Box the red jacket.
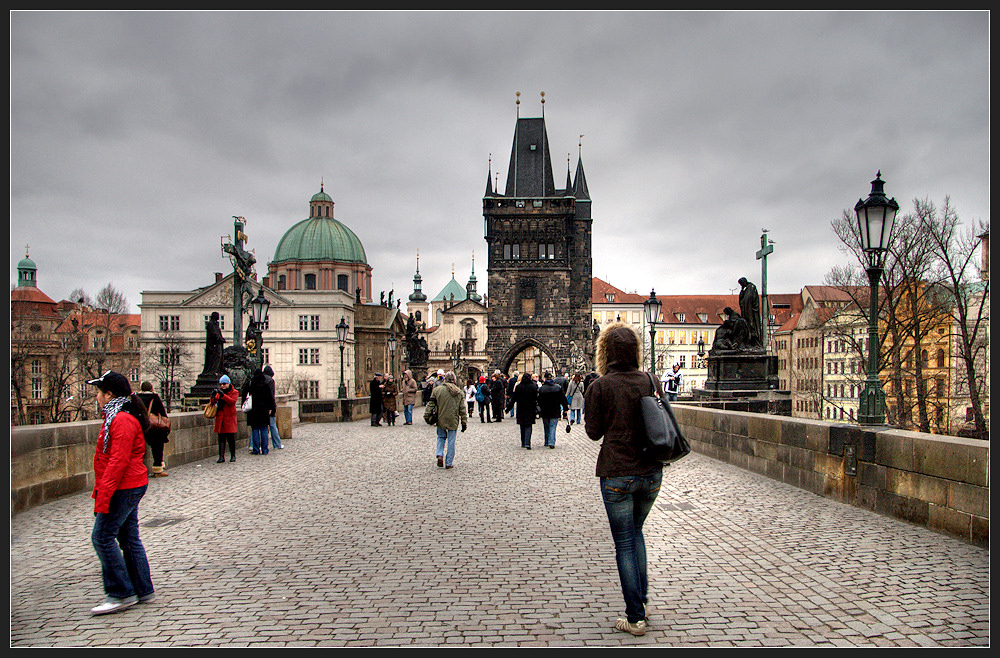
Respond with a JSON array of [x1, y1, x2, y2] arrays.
[[211, 385, 240, 434], [92, 407, 149, 514]]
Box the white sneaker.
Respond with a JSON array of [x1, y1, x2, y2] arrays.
[[614, 617, 647, 636], [91, 595, 138, 615]]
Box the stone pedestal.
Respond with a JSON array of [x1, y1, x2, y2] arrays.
[[692, 350, 790, 415], [703, 351, 777, 392]]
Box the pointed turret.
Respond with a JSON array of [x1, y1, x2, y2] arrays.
[[408, 252, 427, 302]]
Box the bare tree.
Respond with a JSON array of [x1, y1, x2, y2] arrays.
[[142, 330, 194, 411], [918, 197, 989, 440]]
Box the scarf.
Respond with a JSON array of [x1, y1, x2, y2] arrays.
[[100, 396, 129, 454]]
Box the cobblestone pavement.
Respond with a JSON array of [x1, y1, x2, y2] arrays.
[[10, 417, 990, 647]]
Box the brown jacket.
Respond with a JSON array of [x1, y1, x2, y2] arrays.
[[585, 322, 664, 477]]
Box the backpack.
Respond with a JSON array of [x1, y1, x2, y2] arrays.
[[475, 383, 487, 403]]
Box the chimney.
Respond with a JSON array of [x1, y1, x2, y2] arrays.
[[215, 272, 223, 283]]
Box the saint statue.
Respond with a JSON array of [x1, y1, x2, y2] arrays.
[[202, 311, 226, 375], [711, 307, 752, 352], [738, 277, 762, 348]]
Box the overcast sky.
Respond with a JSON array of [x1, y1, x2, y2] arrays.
[[10, 11, 990, 313]]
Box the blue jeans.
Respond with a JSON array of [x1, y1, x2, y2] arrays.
[[251, 426, 269, 454], [91, 485, 154, 600], [436, 427, 457, 467], [404, 404, 414, 424], [543, 417, 559, 446], [268, 415, 282, 448], [600, 470, 662, 623], [570, 409, 582, 424]]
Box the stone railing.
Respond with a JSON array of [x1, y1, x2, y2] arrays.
[[673, 404, 989, 546]]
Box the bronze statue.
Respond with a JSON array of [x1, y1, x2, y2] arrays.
[[738, 277, 762, 348], [202, 312, 226, 375], [711, 307, 752, 352]]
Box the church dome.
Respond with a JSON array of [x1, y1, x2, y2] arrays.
[[271, 184, 368, 265], [273, 217, 368, 265]]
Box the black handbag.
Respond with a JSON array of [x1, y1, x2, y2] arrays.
[[639, 372, 690, 463]]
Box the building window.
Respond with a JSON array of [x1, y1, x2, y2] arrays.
[[304, 273, 317, 290], [160, 347, 181, 365], [159, 315, 181, 331], [298, 380, 320, 399], [338, 274, 349, 292], [277, 275, 286, 291], [262, 348, 270, 365], [32, 378, 43, 399], [299, 348, 320, 365], [299, 315, 320, 331]]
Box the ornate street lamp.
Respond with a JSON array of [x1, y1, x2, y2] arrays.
[[336, 317, 349, 399], [643, 290, 662, 379], [854, 171, 898, 426], [248, 287, 270, 370], [387, 332, 397, 379]]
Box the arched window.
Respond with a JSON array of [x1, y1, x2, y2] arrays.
[[921, 349, 928, 366], [304, 273, 317, 290], [337, 274, 349, 292], [936, 349, 945, 368]]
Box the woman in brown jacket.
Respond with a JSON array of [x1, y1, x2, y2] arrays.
[[585, 322, 664, 637], [400, 369, 419, 425]]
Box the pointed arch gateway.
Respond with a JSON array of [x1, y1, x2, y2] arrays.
[[496, 337, 556, 377]]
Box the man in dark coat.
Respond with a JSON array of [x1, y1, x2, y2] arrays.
[[506, 370, 519, 419], [369, 373, 384, 426], [489, 372, 506, 422]]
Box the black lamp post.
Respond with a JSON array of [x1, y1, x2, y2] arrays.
[[248, 287, 270, 371], [854, 171, 898, 426], [336, 317, 349, 399], [643, 290, 662, 379], [387, 332, 397, 379]]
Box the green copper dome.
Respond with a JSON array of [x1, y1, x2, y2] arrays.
[[273, 216, 368, 265], [311, 188, 334, 203]]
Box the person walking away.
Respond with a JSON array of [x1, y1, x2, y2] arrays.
[[85, 370, 155, 615], [506, 372, 538, 449], [553, 372, 569, 420], [210, 375, 239, 463], [400, 370, 418, 425], [489, 371, 506, 422], [566, 373, 585, 426], [262, 365, 283, 448], [465, 377, 477, 417], [585, 322, 665, 636], [369, 373, 385, 426], [244, 368, 276, 454], [537, 372, 569, 448], [425, 371, 467, 469], [663, 364, 682, 402], [506, 370, 519, 418], [382, 374, 399, 425], [476, 375, 492, 423], [136, 381, 170, 477]]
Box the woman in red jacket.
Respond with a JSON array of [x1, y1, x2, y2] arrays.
[[210, 374, 240, 463], [87, 370, 155, 616]]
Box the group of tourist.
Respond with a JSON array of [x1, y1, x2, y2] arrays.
[[369, 370, 420, 426], [84, 321, 667, 638], [209, 365, 282, 460]]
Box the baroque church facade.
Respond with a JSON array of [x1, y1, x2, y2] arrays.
[[483, 107, 594, 375]]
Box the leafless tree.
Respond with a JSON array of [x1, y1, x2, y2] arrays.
[[918, 197, 989, 440]]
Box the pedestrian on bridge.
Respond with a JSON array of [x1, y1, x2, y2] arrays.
[[585, 322, 665, 637], [86, 370, 156, 616], [425, 371, 467, 469]]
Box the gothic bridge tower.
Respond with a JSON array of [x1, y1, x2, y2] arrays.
[[484, 96, 593, 375]]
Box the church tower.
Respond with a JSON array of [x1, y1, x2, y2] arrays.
[[483, 94, 593, 374]]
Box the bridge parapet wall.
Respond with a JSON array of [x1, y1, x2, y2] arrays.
[[673, 405, 988, 546]]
